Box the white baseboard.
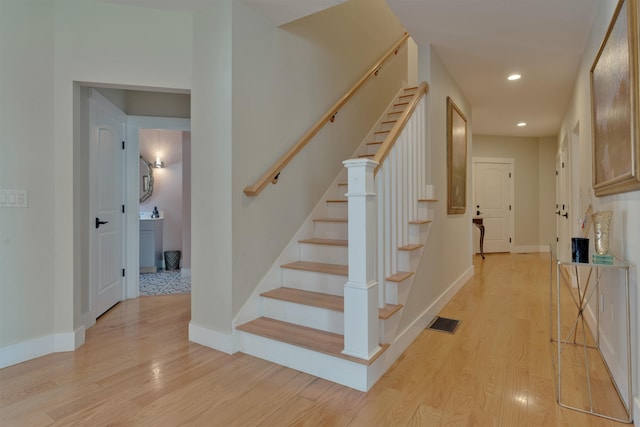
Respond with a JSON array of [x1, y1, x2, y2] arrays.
[[188, 322, 234, 354], [181, 268, 191, 278], [0, 327, 85, 369], [512, 245, 549, 253], [634, 396, 639, 423], [385, 265, 474, 365]]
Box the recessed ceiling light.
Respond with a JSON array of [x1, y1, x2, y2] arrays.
[[508, 74, 522, 81], [517, 122, 527, 127]]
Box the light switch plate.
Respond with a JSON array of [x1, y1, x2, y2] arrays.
[[0, 190, 28, 208]]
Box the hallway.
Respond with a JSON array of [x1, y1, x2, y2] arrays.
[[0, 253, 628, 426]]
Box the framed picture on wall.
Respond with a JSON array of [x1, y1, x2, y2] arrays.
[[447, 96, 468, 214], [590, 0, 640, 196]]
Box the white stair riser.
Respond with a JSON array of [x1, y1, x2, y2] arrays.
[[281, 269, 346, 295], [380, 314, 402, 344], [336, 185, 348, 199], [367, 143, 381, 155], [314, 221, 348, 240], [380, 121, 396, 132], [398, 249, 422, 272], [385, 278, 412, 305], [236, 332, 369, 391], [327, 202, 348, 217], [262, 298, 344, 334], [299, 243, 348, 265], [409, 222, 431, 244], [372, 132, 389, 142]]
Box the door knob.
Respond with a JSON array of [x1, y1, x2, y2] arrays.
[[95, 217, 109, 229]]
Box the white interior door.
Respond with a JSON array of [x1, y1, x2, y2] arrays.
[[473, 158, 513, 253], [557, 142, 571, 261], [90, 90, 126, 318]]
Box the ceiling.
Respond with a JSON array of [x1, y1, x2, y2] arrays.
[[386, 0, 601, 137], [99, 0, 602, 137]]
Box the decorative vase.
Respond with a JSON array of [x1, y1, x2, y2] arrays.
[[592, 211, 613, 255]]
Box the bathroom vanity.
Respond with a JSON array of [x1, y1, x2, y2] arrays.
[[140, 212, 163, 273]]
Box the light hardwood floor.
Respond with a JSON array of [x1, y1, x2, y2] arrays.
[[0, 253, 631, 426]]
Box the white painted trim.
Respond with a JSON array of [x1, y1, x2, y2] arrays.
[[512, 245, 549, 253], [634, 396, 640, 423], [181, 268, 191, 278], [384, 265, 474, 365], [188, 322, 234, 354], [0, 328, 85, 369]]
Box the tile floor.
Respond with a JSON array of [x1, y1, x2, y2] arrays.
[[139, 269, 191, 296]]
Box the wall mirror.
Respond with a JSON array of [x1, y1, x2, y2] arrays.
[[139, 155, 154, 202]]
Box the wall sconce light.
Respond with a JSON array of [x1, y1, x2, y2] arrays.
[[154, 156, 164, 168]]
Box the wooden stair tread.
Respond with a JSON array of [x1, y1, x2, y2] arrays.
[[399, 94, 414, 100], [386, 271, 414, 282], [418, 198, 438, 203], [357, 154, 375, 158], [236, 317, 388, 365], [261, 287, 343, 311], [326, 199, 347, 203], [379, 304, 403, 320], [404, 86, 418, 92], [374, 130, 391, 135], [398, 243, 424, 251], [313, 217, 347, 223], [394, 102, 409, 107], [381, 120, 398, 125], [409, 219, 432, 225], [367, 141, 383, 146], [261, 287, 403, 320], [298, 238, 348, 247], [281, 261, 348, 276]]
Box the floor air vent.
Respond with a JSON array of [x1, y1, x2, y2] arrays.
[[427, 316, 460, 334]]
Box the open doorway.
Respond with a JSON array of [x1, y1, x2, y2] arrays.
[[78, 84, 191, 328]]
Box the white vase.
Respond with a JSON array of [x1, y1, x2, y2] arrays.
[[592, 211, 613, 255]]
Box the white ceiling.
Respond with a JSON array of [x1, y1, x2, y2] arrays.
[[99, 0, 602, 137], [386, 0, 601, 137]]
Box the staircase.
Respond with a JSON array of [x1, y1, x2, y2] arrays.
[[235, 85, 434, 391]]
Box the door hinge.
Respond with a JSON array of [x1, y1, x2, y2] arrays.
[[509, 172, 512, 178], [509, 205, 512, 211], [509, 238, 512, 243], [122, 141, 125, 150], [122, 204, 125, 213], [122, 268, 125, 277], [556, 170, 558, 176], [556, 237, 559, 242], [562, 161, 565, 168]]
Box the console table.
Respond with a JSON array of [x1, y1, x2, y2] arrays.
[[549, 243, 632, 423]]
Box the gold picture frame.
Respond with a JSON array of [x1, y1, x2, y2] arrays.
[[447, 96, 468, 214], [590, 0, 640, 196]]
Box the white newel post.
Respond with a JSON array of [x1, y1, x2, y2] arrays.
[[342, 159, 381, 359]]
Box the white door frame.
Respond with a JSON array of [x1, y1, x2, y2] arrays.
[[472, 157, 515, 253]]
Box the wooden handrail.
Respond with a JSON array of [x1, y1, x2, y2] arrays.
[[373, 81, 429, 175], [243, 32, 410, 197]]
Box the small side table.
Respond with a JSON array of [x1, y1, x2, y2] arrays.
[[549, 243, 632, 423], [472, 218, 485, 259]]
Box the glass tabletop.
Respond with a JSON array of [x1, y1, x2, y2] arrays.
[[549, 241, 628, 269]]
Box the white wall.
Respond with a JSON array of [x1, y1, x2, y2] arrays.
[[0, 0, 193, 366], [0, 0, 56, 353], [558, 0, 639, 414]]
